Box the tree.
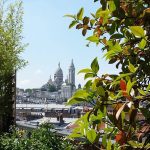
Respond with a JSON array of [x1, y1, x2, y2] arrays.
[[25, 89, 32, 94], [0, 0, 27, 133], [48, 84, 57, 92], [0, 124, 76, 150], [66, 0, 150, 149]]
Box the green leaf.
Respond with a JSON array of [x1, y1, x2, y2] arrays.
[[67, 97, 86, 105], [127, 80, 136, 95], [96, 9, 110, 21], [128, 62, 137, 73], [107, 140, 112, 150], [74, 89, 90, 98], [102, 134, 107, 147], [104, 42, 122, 60], [69, 20, 77, 29], [115, 73, 132, 81], [108, 1, 116, 12], [129, 26, 145, 37], [97, 86, 105, 97], [64, 14, 75, 19], [78, 68, 93, 74], [138, 88, 146, 96], [91, 57, 99, 74], [110, 33, 124, 39], [84, 80, 92, 90], [90, 19, 95, 26], [128, 141, 144, 148], [86, 35, 99, 43], [84, 73, 95, 79], [77, 8, 84, 20], [146, 84, 150, 93], [91, 80, 97, 91], [67, 89, 90, 105], [68, 133, 83, 138], [138, 39, 147, 49], [86, 129, 97, 143]]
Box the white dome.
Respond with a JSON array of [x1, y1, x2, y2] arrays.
[[54, 62, 63, 76]]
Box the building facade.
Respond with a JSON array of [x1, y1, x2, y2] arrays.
[[41, 60, 76, 101]]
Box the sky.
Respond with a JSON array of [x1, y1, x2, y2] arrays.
[[17, 0, 118, 89]]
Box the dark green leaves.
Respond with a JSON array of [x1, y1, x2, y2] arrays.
[[91, 57, 99, 74], [110, 33, 124, 39]]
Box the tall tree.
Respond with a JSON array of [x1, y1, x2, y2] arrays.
[[0, 0, 26, 133], [66, 0, 150, 149]]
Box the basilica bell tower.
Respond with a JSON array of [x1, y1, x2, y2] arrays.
[[68, 59, 75, 86]]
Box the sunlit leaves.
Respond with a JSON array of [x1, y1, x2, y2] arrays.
[[66, 0, 150, 149], [128, 62, 137, 73], [86, 129, 97, 143], [77, 8, 84, 20], [138, 38, 147, 49], [129, 26, 145, 37], [138, 88, 146, 96], [107, 140, 112, 150], [67, 89, 90, 105], [108, 1, 116, 12], [69, 20, 77, 29], [86, 35, 99, 43], [104, 41, 122, 60], [127, 80, 136, 95], [64, 14, 75, 19], [78, 68, 93, 74], [0, 1, 26, 74]]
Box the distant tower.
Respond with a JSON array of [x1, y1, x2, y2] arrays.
[[54, 62, 63, 89], [68, 59, 75, 85]]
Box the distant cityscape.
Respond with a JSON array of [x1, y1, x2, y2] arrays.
[[17, 59, 82, 104]]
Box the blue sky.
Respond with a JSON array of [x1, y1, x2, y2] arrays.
[[17, 0, 118, 89]]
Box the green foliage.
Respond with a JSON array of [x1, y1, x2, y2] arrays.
[[25, 89, 32, 94], [0, 0, 27, 133], [0, 124, 75, 150], [65, 0, 150, 149], [48, 84, 57, 92], [0, 0, 27, 75]]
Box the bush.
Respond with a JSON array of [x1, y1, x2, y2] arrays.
[[0, 124, 75, 150]]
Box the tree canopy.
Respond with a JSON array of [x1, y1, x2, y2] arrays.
[[66, 0, 150, 149], [0, 0, 27, 76]]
